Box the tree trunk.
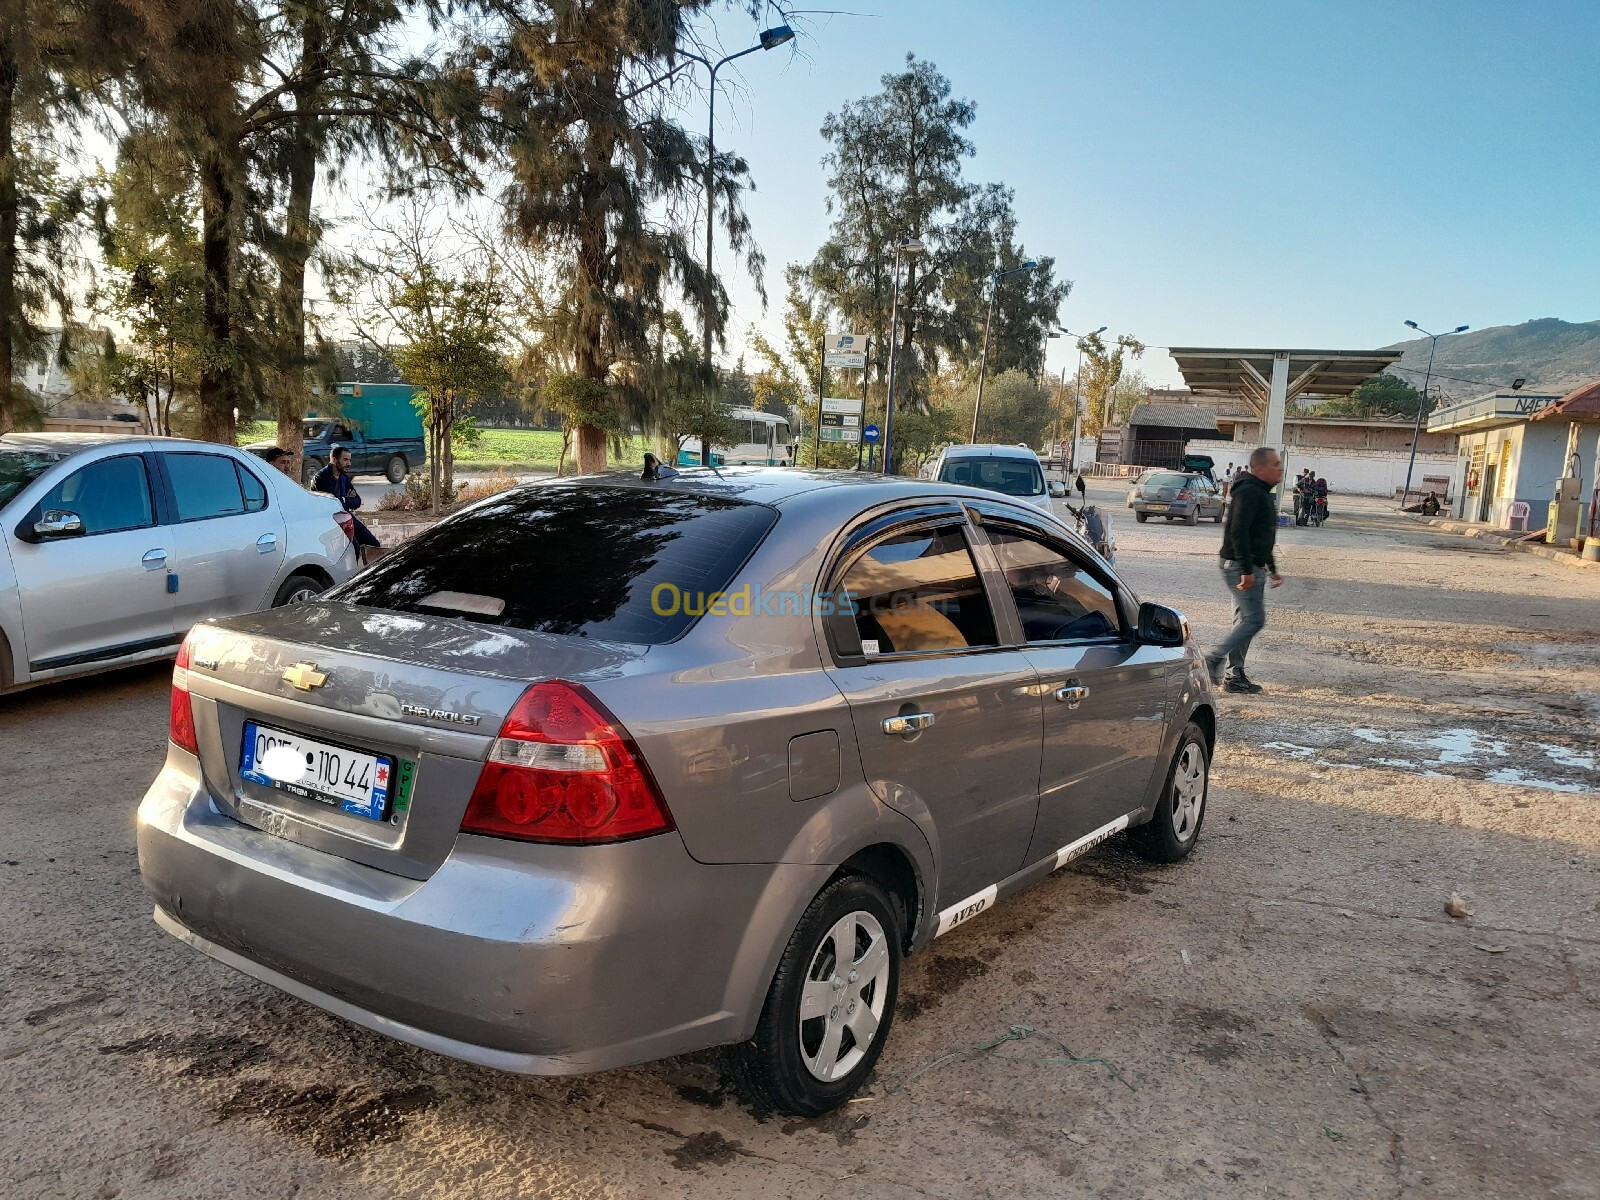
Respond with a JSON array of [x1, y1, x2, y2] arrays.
[[428, 406, 442, 514], [274, 140, 315, 456], [274, 19, 324, 458], [198, 151, 236, 445], [441, 392, 455, 498], [576, 423, 606, 473], [557, 426, 569, 476], [0, 34, 18, 434]]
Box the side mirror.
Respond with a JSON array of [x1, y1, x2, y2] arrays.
[[1048, 481, 1067, 498], [34, 510, 86, 540], [1137, 601, 1187, 647]]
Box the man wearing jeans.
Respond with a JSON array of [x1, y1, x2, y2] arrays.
[[1207, 446, 1284, 694]]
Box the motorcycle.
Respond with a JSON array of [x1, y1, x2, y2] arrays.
[[1064, 501, 1117, 565]]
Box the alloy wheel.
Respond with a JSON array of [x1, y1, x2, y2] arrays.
[[1170, 743, 1206, 842], [798, 910, 891, 1082]]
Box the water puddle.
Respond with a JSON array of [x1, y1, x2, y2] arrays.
[[1262, 726, 1596, 795]]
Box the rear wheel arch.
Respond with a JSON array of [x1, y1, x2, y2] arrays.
[[0, 626, 13, 690], [833, 843, 924, 952], [1189, 703, 1216, 753]]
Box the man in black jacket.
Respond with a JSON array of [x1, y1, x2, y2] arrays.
[[312, 444, 381, 560], [1206, 446, 1284, 694]]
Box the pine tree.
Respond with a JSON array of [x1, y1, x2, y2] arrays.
[[490, 0, 762, 473]]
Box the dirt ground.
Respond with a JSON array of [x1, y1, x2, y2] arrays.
[[2, 488, 1596, 1200]]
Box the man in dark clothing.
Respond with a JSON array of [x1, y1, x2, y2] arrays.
[[1206, 446, 1284, 694], [312, 445, 381, 559]]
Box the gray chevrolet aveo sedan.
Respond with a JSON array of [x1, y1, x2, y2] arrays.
[[138, 468, 1215, 1115]]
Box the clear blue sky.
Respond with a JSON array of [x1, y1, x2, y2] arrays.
[[699, 0, 1600, 386]]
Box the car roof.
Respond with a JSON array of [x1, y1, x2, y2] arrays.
[[0, 432, 201, 452], [546, 466, 1073, 531], [938, 443, 1040, 459]]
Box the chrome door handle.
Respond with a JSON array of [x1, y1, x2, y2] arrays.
[[256, 533, 278, 553], [1054, 685, 1090, 709], [141, 549, 168, 570], [882, 712, 936, 735]]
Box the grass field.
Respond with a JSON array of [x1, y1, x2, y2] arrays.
[[235, 423, 654, 471]]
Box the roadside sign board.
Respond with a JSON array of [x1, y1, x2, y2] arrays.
[[862, 424, 881, 444], [824, 333, 867, 369], [820, 396, 864, 415], [820, 426, 861, 443]]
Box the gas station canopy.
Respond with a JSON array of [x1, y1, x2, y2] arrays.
[[1167, 347, 1404, 446]]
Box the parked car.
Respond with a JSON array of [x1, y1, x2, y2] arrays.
[[245, 383, 425, 486], [931, 443, 1052, 510], [1128, 469, 1225, 525], [139, 468, 1215, 1116], [0, 434, 359, 694]]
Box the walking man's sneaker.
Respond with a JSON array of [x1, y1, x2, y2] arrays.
[[1224, 674, 1264, 695]]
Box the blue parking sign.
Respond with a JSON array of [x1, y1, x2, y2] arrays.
[[862, 424, 881, 444]]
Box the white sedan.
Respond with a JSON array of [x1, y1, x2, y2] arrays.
[[0, 433, 359, 693]]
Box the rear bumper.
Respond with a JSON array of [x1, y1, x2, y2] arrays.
[[137, 761, 829, 1075]]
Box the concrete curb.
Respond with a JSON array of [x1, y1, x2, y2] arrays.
[[1412, 514, 1599, 571]]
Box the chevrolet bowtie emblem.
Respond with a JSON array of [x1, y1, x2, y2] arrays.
[[283, 663, 328, 691]]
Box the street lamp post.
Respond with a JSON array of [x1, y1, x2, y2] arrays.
[[684, 26, 794, 368], [1058, 325, 1105, 472], [971, 261, 1038, 442], [882, 238, 925, 473], [1399, 320, 1468, 508]]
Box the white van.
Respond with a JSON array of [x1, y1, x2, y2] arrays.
[[930, 443, 1054, 511]]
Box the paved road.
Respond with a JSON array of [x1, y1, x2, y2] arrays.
[[2, 487, 1596, 1199]]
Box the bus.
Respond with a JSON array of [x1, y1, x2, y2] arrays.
[[676, 408, 795, 467]]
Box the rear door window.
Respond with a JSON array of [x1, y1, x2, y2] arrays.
[[332, 485, 778, 644], [832, 523, 998, 657], [166, 453, 248, 521]]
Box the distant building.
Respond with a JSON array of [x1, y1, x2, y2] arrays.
[[1429, 388, 1583, 525]]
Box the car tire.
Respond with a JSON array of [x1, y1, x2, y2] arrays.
[[1213, 510, 1224, 523], [1131, 723, 1209, 863], [1135, 512, 1149, 523], [1185, 508, 1199, 526], [385, 454, 408, 485], [302, 456, 325, 487], [728, 874, 901, 1117], [272, 574, 324, 607]]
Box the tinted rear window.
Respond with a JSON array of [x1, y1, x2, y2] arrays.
[[937, 456, 1044, 496], [1148, 473, 1191, 488], [332, 485, 778, 644]]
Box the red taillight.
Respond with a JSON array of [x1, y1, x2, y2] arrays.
[[1177, 488, 1191, 499], [461, 682, 674, 845], [169, 634, 198, 755], [333, 511, 356, 542]]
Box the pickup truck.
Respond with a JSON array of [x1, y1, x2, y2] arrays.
[[245, 383, 426, 486], [294, 417, 423, 486]]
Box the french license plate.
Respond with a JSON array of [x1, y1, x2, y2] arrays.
[[240, 722, 394, 822], [1146, 503, 1168, 511]]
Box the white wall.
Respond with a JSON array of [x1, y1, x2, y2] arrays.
[[1183, 439, 1458, 497], [1463, 422, 1600, 528]]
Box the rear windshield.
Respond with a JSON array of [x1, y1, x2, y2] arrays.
[[937, 455, 1044, 497], [331, 484, 778, 644], [0, 448, 68, 508], [1147, 472, 1191, 488]]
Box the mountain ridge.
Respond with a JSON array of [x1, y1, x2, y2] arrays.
[[1379, 317, 1600, 401]]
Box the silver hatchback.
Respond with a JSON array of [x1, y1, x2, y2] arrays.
[[138, 469, 1215, 1115]]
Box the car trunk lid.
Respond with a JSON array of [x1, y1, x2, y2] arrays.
[[182, 604, 650, 880]]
